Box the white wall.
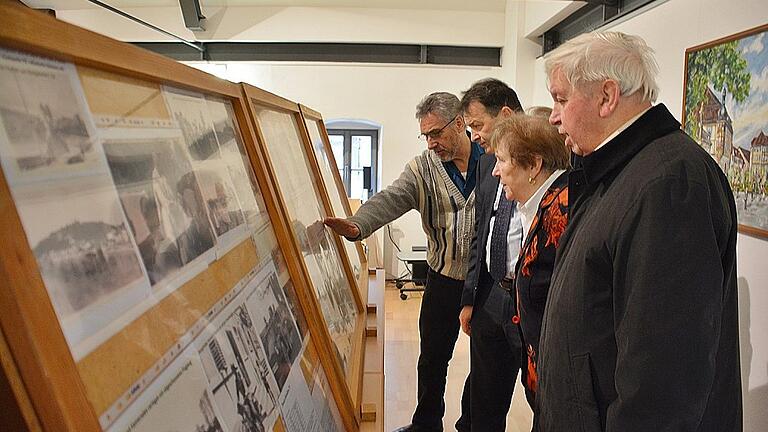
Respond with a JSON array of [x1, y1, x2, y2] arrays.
[[520, 0, 768, 428], [192, 62, 505, 277], [53, 6, 505, 46], [503, 0, 545, 108], [522, 0, 587, 39]]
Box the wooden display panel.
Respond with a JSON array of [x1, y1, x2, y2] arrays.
[[242, 84, 367, 425], [299, 104, 370, 305], [0, 3, 357, 432]]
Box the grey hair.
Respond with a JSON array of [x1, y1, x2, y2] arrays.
[[415, 92, 462, 122], [526, 106, 553, 118], [544, 31, 659, 103]]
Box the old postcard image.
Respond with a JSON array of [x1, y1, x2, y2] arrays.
[[102, 132, 216, 287], [0, 48, 105, 184], [13, 175, 150, 359], [206, 97, 264, 230], [243, 267, 304, 391], [195, 276, 283, 432]]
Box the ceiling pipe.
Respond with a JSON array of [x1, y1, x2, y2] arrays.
[[85, 0, 205, 55]]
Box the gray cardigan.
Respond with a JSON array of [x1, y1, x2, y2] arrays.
[[348, 149, 476, 281]]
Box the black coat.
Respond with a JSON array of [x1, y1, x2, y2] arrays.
[[536, 104, 742, 432], [461, 152, 503, 306]]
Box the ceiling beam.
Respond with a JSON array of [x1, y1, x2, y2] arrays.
[[551, 0, 618, 4], [178, 0, 206, 32]]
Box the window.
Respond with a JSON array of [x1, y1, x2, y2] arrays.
[[327, 129, 378, 200], [542, 0, 663, 55]]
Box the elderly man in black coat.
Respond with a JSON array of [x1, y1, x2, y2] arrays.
[[538, 31, 742, 432]]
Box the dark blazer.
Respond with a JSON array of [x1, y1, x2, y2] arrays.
[[513, 171, 568, 402], [536, 104, 742, 432], [461, 153, 501, 307]]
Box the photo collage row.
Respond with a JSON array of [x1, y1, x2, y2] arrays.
[[0, 48, 344, 431]]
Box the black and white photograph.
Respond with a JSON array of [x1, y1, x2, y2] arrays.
[[103, 135, 215, 285], [165, 93, 247, 246], [206, 97, 239, 151], [207, 98, 264, 230], [280, 280, 309, 340], [164, 87, 221, 162], [301, 214, 358, 372], [252, 222, 291, 289], [306, 119, 363, 282], [254, 107, 358, 373], [244, 270, 304, 391], [197, 300, 281, 432], [13, 175, 149, 358], [228, 162, 269, 233], [195, 168, 245, 239], [269, 238, 291, 291], [0, 48, 103, 184], [107, 350, 225, 432]]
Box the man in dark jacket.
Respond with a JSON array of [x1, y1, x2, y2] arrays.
[[455, 78, 524, 432], [539, 31, 742, 431]]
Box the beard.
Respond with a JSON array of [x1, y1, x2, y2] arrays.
[[433, 144, 457, 161]]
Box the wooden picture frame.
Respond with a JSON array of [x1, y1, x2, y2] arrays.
[[0, 3, 359, 431], [682, 23, 768, 239], [241, 84, 367, 426], [299, 104, 370, 304]]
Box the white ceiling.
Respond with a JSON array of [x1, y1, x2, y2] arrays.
[[23, 0, 510, 13]]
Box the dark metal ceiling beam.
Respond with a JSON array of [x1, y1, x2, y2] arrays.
[[550, 0, 618, 4], [85, 0, 204, 53], [132, 42, 501, 66], [179, 0, 206, 31]]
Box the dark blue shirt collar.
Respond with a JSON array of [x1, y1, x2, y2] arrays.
[[443, 139, 484, 198]]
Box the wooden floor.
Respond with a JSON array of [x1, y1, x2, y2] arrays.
[[383, 283, 533, 432]]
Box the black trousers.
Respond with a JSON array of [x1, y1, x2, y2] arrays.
[[411, 268, 465, 431], [456, 271, 522, 432]]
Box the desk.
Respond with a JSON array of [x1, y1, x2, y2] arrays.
[[395, 250, 427, 300]]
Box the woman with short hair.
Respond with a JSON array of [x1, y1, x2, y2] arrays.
[[490, 114, 569, 412]]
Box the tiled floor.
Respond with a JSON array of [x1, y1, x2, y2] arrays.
[[383, 283, 533, 432]]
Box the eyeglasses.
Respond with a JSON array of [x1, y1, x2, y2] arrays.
[[418, 116, 457, 141]]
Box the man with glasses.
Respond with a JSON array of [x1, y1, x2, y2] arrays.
[[325, 92, 482, 432]]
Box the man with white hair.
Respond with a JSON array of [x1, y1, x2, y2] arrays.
[[537, 32, 742, 431]]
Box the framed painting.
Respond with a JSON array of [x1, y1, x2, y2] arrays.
[[683, 23, 768, 239], [299, 104, 369, 305], [242, 84, 366, 425]]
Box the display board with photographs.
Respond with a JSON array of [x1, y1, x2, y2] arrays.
[[106, 349, 226, 432], [0, 5, 363, 431], [107, 261, 342, 432], [300, 105, 368, 303], [0, 48, 152, 360], [194, 264, 285, 432], [244, 88, 363, 382]]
